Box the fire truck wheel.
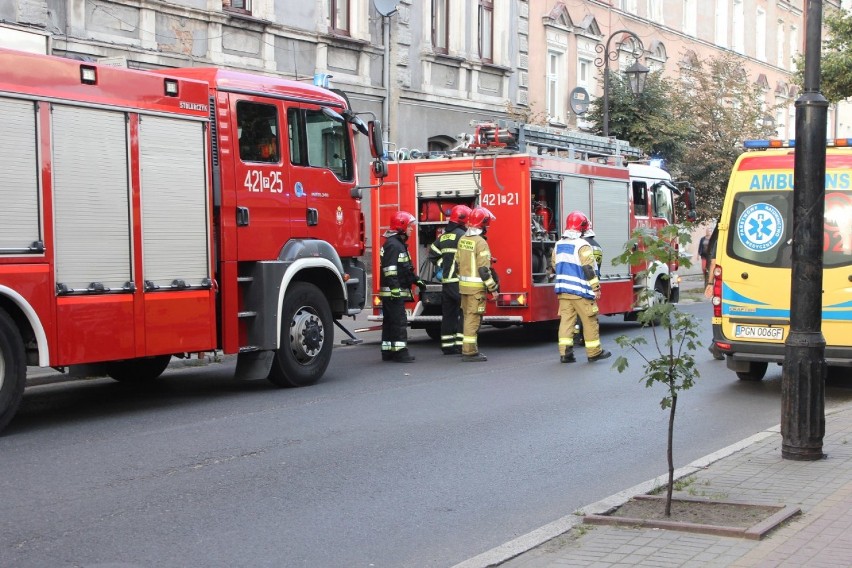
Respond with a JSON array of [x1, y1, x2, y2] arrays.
[[268, 282, 332, 388], [105, 355, 172, 383], [424, 325, 441, 341], [736, 362, 768, 382], [0, 309, 27, 434]]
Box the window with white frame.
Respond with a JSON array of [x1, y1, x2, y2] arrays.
[[648, 0, 664, 23], [224, 0, 252, 14], [432, 0, 448, 53], [683, 0, 697, 36], [777, 21, 785, 66], [756, 8, 766, 60], [329, 0, 349, 35], [546, 51, 563, 122], [715, 0, 728, 47], [478, 0, 493, 62], [732, 0, 744, 53], [789, 25, 798, 70], [578, 58, 592, 89], [622, 0, 638, 13]]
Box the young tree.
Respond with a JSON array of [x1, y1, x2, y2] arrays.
[[793, 7, 852, 104], [611, 224, 702, 517]]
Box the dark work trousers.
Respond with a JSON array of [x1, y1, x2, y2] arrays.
[[381, 296, 409, 354], [440, 282, 463, 353]]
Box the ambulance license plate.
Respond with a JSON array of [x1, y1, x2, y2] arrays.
[[734, 325, 784, 341]]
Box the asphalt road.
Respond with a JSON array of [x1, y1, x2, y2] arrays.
[[3, 298, 851, 568]]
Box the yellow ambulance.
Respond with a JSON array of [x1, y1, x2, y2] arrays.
[[710, 139, 852, 380]]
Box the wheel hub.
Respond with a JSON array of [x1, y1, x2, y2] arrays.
[[289, 306, 324, 364]]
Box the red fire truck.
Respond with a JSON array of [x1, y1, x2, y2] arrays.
[[0, 48, 384, 432], [369, 122, 695, 338]]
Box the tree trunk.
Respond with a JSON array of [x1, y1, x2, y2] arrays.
[[665, 391, 678, 516]]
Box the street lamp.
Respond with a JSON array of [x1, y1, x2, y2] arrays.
[[595, 29, 649, 138]]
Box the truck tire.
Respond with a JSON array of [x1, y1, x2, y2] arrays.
[[0, 309, 26, 434], [736, 362, 768, 381], [268, 282, 332, 388], [424, 325, 441, 341], [106, 355, 172, 383]]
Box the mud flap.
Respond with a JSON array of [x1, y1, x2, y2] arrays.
[[235, 350, 275, 380]]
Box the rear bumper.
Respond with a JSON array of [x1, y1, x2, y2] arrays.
[[712, 325, 852, 367]]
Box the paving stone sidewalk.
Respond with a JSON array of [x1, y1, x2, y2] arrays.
[[457, 402, 852, 568]]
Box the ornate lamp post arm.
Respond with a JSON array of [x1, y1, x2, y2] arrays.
[[595, 29, 646, 138]]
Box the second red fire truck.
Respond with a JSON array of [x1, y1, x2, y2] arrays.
[[369, 122, 696, 338], [0, 48, 386, 433]]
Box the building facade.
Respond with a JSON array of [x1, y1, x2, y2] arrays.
[[2, 0, 849, 247], [524, 0, 848, 140]]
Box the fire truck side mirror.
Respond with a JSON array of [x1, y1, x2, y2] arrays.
[[372, 158, 388, 179], [368, 120, 384, 159]]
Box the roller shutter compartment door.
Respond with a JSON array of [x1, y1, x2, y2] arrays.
[[416, 172, 481, 198], [592, 179, 630, 278], [0, 98, 40, 253], [52, 105, 131, 292], [138, 115, 210, 290]]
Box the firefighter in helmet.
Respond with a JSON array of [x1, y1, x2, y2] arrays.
[[574, 220, 604, 346], [379, 211, 425, 362], [455, 207, 498, 362], [551, 210, 611, 363], [428, 204, 472, 355]]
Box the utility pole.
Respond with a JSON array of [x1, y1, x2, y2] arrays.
[[781, 0, 828, 461]]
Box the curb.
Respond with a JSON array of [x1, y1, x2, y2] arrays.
[[451, 427, 780, 568]]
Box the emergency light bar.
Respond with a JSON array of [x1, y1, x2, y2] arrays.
[[743, 138, 852, 149]]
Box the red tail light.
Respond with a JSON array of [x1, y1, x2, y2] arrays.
[[712, 264, 722, 318]]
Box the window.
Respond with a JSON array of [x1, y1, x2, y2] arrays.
[[715, 0, 728, 47], [633, 181, 649, 217], [789, 25, 799, 70], [329, 0, 349, 35], [432, 0, 448, 53], [622, 0, 638, 13], [756, 9, 766, 60], [237, 101, 280, 163], [478, 0, 493, 62], [732, 0, 744, 53], [577, 58, 592, 89], [224, 0, 252, 14], [546, 51, 562, 121], [777, 21, 785, 66], [653, 186, 674, 223], [288, 107, 353, 180], [682, 0, 697, 36], [648, 0, 664, 24]]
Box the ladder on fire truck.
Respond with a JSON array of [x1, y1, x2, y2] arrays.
[[469, 121, 644, 162]]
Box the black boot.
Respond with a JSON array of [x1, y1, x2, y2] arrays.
[[560, 351, 576, 363], [588, 350, 612, 363], [461, 352, 487, 362], [392, 348, 415, 363], [381, 351, 393, 361]]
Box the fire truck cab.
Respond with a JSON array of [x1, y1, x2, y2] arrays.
[[369, 122, 694, 337], [0, 48, 380, 433]]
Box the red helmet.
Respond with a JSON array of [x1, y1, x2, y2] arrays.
[[449, 204, 472, 225], [468, 207, 496, 230], [565, 210, 590, 233], [389, 210, 417, 233]]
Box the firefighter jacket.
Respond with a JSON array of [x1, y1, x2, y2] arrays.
[[380, 232, 417, 299], [552, 237, 600, 300], [456, 232, 497, 295], [427, 222, 465, 283], [584, 235, 603, 277]]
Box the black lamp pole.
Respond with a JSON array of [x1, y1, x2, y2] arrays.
[[595, 29, 649, 138], [781, 0, 828, 461]]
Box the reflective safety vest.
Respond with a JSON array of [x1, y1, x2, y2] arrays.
[[553, 237, 598, 299]]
